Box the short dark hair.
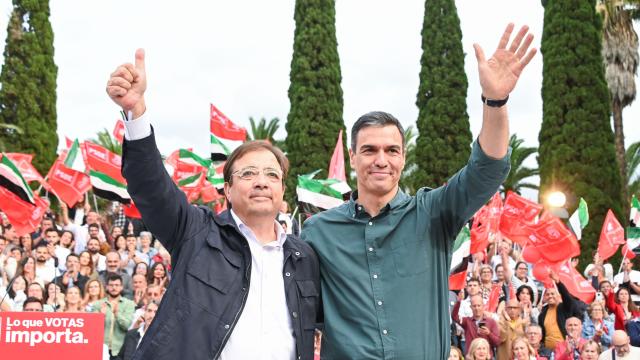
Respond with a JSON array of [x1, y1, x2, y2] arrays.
[[223, 140, 289, 185], [106, 273, 123, 284], [23, 296, 44, 309], [516, 285, 535, 301], [88, 223, 100, 230], [66, 253, 80, 262], [515, 261, 528, 270], [44, 228, 60, 236], [467, 277, 480, 286], [61, 230, 74, 241], [351, 111, 405, 151]]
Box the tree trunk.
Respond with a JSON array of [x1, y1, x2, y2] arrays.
[[612, 99, 629, 215]]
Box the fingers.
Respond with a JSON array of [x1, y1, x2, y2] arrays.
[[515, 33, 534, 59], [110, 64, 136, 83], [135, 48, 145, 71], [508, 25, 529, 54], [520, 48, 537, 69], [473, 43, 486, 64], [497, 23, 515, 50]]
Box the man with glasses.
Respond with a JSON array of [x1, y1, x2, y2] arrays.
[[526, 325, 553, 359], [598, 330, 640, 359], [497, 298, 528, 359], [106, 50, 320, 360]]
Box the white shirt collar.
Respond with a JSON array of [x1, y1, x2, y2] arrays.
[[230, 209, 287, 247]]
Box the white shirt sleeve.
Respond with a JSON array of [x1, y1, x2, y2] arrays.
[[123, 112, 152, 140]]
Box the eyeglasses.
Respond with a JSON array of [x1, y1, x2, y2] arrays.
[[517, 267, 528, 271], [507, 306, 520, 309], [232, 167, 282, 182]]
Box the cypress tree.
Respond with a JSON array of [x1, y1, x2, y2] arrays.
[[285, 0, 346, 203], [0, 0, 58, 174], [413, 0, 471, 189], [539, 0, 623, 268]]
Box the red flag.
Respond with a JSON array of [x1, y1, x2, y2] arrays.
[[123, 202, 142, 219], [470, 193, 502, 254], [621, 244, 636, 259], [486, 284, 502, 312], [597, 209, 626, 261], [210, 104, 247, 142], [215, 198, 227, 214], [328, 130, 346, 182], [113, 120, 125, 144], [1, 153, 50, 191], [0, 187, 49, 236], [200, 181, 220, 203], [531, 216, 580, 263], [46, 157, 91, 207], [448, 271, 467, 291], [556, 260, 596, 303], [532, 260, 561, 288], [500, 191, 542, 246], [82, 141, 126, 184]]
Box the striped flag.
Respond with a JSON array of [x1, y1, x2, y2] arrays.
[[450, 225, 471, 273], [631, 195, 640, 227], [296, 171, 349, 211], [0, 153, 35, 204], [63, 139, 86, 173], [207, 162, 225, 191], [210, 104, 246, 161], [179, 149, 211, 169], [89, 170, 131, 204], [178, 172, 203, 188], [628, 227, 640, 251], [569, 197, 589, 240]]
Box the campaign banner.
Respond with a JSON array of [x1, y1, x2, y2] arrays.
[[0, 312, 104, 359]]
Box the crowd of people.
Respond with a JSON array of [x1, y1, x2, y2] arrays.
[[0, 199, 169, 359], [447, 237, 640, 359]]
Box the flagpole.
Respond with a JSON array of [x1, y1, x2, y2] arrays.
[[92, 193, 100, 215], [291, 206, 299, 220], [617, 247, 629, 275]]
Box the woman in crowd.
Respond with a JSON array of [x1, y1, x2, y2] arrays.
[[466, 338, 491, 360], [19, 234, 33, 254], [0, 274, 27, 310], [478, 265, 494, 304], [148, 262, 169, 288], [448, 346, 464, 360], [63, 286, 84, 312], [82, 278, 105, 312], [579, 340, 601, 360], [45, 282, 65, 311], [138, 231, 158, 264], [510, 261, 539, 304], [582, 301, 614, 350], [59, 230, 75, 251], [26, 282, 54, 312], [16, 255, 43, 287], [511, 336, 538, 360], [134, 261, 149, 278], [605, 286, 640, 330], [79, 250, 99, 281], [517, 285, 539, 324]]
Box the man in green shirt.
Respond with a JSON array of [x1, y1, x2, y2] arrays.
[[301, 23, 537, 359]]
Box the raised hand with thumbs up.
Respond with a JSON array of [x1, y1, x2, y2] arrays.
[[106, 48, 147, 119]]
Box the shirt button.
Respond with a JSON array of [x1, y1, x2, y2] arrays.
[[377, 300, 383, 306], [368, 221, 373, 226], [382, 329, 388, 335], [368, 247, 374, 252], [285, 272, 291, 277], [224, 324, 230, 329], [295, 251, 300, 256], [373, 274, 378, 279], [292, 311, 298, 318]]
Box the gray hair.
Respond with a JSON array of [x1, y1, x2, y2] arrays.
[[350, 111, 405, 151]]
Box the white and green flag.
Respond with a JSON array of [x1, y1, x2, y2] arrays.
[[0, 154, 35, 204], [296, 171, 350, 210], [63, 139, 86, 173], [569, 197, 589, 240], [630, 195, 640, 227], [178, 172, 202, 188], [628, 227, 640, 251], [179, 149, 211, 169], [89, 170, 130, 204], [450, 225, 471, 272], [207, 163, 224, 190]]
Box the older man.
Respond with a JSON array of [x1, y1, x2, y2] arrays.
[[453, 294, 501, 356], [106, 50, 320, 360], [598, 330, 640, 359], [301, 23, 536, 359], [497, 298, 528, 359], [554, 317, 587, 360]]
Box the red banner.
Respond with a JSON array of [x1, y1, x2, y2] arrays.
[[82, 141, 125, 184], [556, 260, 596, 304], [0, 312, 104, 359], [597, 209, 626, 261], [530, 217, 580, 263], [0, 187, 48, 236], [2, 153, 48, 190], [499, 191, 542, 246], [46, 158, 91, 207], [113, 120, 125, 144]]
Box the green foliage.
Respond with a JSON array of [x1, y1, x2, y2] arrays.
[[400, 125, 418, 194], [247, 116, 285, 150], [0, 123, 23, 151], [413, 0, 472, 189], [627, 140, 640, 197], [0, 0, 58, 175], [501, 134, 539, 195], [89, 128, 122, 155], [285, 0, 346, 203], [539, 0, 624, 269]]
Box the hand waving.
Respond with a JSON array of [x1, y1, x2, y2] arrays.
[[106, 49, 147, 118], [474, 23, 537, 100]]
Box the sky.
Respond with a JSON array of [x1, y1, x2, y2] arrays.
[[0, 0, 638, 200]]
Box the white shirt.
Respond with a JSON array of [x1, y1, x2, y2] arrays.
[[218, 210, 296, 360], [36, 261, 57, 283], [598, 345, 640, 359], [124, 115, 296, 359], [613, 270, 640, 303], [584, 263, 614, 283]]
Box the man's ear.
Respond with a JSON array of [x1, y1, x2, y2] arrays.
[[223, 182, 231, 200], [349, 148, 355, 169]]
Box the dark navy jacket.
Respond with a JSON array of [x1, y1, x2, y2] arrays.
[[122, 132, 321, 360]]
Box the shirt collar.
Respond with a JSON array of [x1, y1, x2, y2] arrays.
[[230, 209, 287, 247], [349, 188, 410, 217]]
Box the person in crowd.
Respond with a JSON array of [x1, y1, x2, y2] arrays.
[[60, 202, 105, 253], [93, 273, 135, 359], [598, 330, 640, 359], [16, 255, 44, 287], [63, 286, 84, 312], [109, 226, 123, 245], [59, 230, 75, 252], [99, 251, 133, 299], [511, 336, 537, 360], [128, 284, 164, 330], [19, 233, 32, 254], [604, 286, 640, 330], [83, 278, 105, 312], [133, 261, 148, 278], [54, 253, 88, 295], [25, 282, 54, 312], [452, 277, 482, 352], [509, 261, 539, 305], [492, 238, 517, 274], [498, 298, 529, 359], [479, 264, 495, 304], [34, 243, 56, 283], [554, 317, 588, 360], [22, 296, 44, 312], [122, 233, 144, 275], [31, 217, 56, 246], [580, 340, 601, 360], [147, 261, 169, 289], [114, 234, 128, 258], [1, 244, 20, 281], [613, 258, 640, 304], [453, 294, 501, 356], [0, 274, 27, 310], [79, 250, 99, 280], [526, 324, 553, 359], [466, 337, 491, 360], [119, 300, 159, 360], [45, 228, 71, 272], [582, 301, 614, 350], [517, 285, 540, 324], [539, 271, 585, 350], [3, 223, 18, 245], [45, 282, 65, 311], [86, 237, 106, 272], [131, 273, 147, 306], [448, 345, 464, 360], [585, 252, 614, 285], [137, 231, 157, 265]]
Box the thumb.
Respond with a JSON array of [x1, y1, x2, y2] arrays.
[[135, 48, 146, 71], [473, 43, 486, 64]]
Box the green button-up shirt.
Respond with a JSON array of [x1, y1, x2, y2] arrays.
[[301, 140, 510, 359]]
